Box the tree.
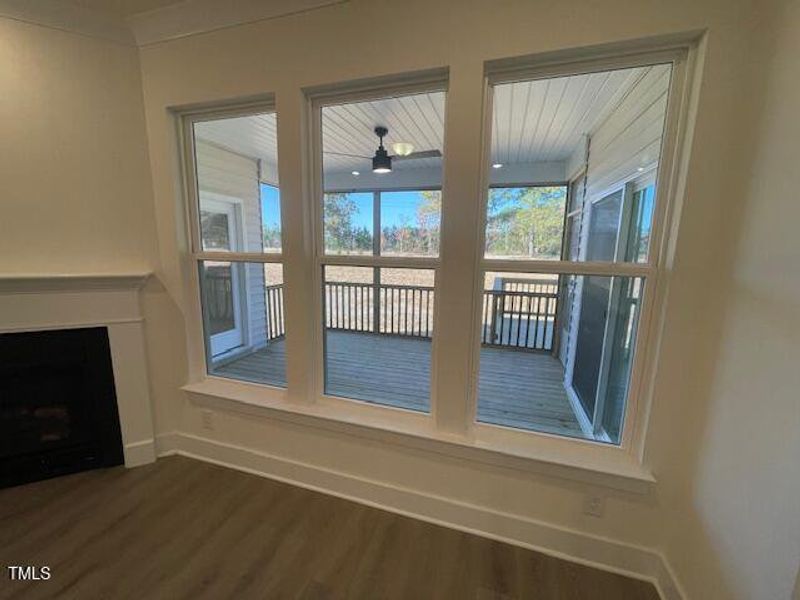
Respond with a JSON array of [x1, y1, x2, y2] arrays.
[[416, 191, 441, 254], [262, 224, 282, 250], [485, 186, 566, 258], [324, 193, 371, 253]]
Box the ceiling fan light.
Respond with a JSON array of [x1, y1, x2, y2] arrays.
[[392, 142, 414, 156], [372, 125, 393, 174], [372, 147, 392, 174]]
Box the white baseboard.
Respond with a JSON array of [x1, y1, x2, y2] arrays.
[[156, 431, 682, 600], [124, 438, 156, 467]]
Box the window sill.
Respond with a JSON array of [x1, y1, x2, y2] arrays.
[[181, 377, 655, 494]]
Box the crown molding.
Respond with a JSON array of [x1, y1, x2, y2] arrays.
[[0, 0, 135, 45], [1, 0, 348, 48], [129, 0, 348, 46]]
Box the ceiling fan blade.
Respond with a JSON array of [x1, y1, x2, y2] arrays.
[[323, 150, 371, 159], [392, 149, 442, 162]]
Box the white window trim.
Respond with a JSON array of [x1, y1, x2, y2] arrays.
[[176, 97, 287, 390], [306, 76, 447, 420], [469, 44, 695, 462], [173, 36, 701, 493]]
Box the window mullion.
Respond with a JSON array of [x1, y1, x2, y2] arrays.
[[432, 62, 487, 437], [277, 85, 316, 405], [194, 251, 284, 263], [480, 259, 654, 278], [321, 255, 440, 269]]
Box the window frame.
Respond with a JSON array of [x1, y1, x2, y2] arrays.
[[177, 98, 288, 394], [174, 38, 699, 491], [469, 46, 690, 454], [307, 76, 448, 420]]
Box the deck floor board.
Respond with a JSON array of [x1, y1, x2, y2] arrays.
[[215, 331, 581, 437]]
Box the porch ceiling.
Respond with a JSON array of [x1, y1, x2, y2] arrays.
[[192, 64, 667, 181]]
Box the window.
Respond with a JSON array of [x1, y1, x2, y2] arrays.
[[179, 45, 692, 478], [187, 108, 286, 387], [317, 87, 445, 411], [477, 62, 672, 444]]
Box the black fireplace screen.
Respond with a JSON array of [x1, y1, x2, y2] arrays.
[[0, 327, 124, 488]]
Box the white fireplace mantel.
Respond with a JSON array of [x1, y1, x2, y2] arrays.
[[0, 272, 156, 467]]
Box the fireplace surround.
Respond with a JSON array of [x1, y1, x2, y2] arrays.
[[0, 273, 155, 480]]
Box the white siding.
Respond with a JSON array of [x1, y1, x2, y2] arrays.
[[585, 64, 671, 199], [196, 140, 267, 350], [560, 65, 670, 381]]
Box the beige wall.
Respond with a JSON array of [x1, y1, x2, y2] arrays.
[[0, 15, 180, 436], [655, 1, 800, 597], [1, 0, 797, 597], [0, 18, 155, 274]]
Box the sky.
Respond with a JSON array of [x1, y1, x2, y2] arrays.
[[261, 185, 433, 231]]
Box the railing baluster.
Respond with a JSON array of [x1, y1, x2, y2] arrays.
[[425, 290, 431, 337], [416, 289, 421, 336], [404, 288, 409, 335], [497, 293, 504, 345], [275, 287, 281, 338], [419, 290, 423, 337], [279, 287, 285, 336], [524, 294, 532, 348], [270, 287, 275, 339], [425, 290, 430, 337]]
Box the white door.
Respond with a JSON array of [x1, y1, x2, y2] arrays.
[[200, 198, 245, 356]]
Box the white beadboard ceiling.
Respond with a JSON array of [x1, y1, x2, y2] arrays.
[[492, 66, 655, 164], [194, 114, 278, 167], [193, 64, 668, 179], [321, 92, 446, 174]]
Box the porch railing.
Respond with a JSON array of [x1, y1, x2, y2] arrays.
[[264, 279, 559, 351], [481, 283, 558, 351], [325, 282, 435, 338], [265, 284, 285, 340]]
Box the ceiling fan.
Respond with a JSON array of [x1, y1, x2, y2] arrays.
[[324, 126, 442, 174]]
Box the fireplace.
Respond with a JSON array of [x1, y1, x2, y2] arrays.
[[0, 327, 124, 488]]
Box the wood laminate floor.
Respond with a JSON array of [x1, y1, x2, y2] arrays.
[[0, 457, 658, 599]]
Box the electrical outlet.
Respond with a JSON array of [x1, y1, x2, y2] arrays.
[[583, 494, 605, 518], [201, 409, 214, 431]]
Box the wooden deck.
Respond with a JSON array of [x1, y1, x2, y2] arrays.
[[215, 331, 581, 437]]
